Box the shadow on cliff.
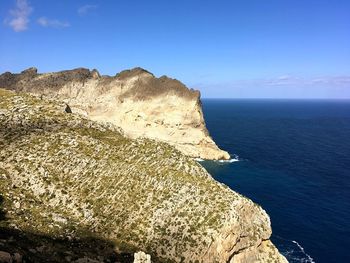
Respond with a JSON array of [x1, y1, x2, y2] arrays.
[[0, 117, 80, 147], [0, 102, 136, 262], [0, 195, 6, 221], [0, 195, 133, 263], [0, 228, 134, 263]]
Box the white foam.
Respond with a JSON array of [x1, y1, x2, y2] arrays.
[[194, 154, 240, 163], [274, 235, 316, 263], [217, 158, 239, 163], [292, 240, 316, 263]]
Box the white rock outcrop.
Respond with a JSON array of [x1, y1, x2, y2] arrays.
[[134, 251, 151, 263], [0, 67, 230, 160]]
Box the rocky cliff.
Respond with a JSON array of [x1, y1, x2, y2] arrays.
[[0, 89, 287, 262], [0, 67, 230, 160]]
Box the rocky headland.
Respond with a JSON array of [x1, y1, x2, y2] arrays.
[[0, 89, 287, 262], [0, 67, 230, 160]]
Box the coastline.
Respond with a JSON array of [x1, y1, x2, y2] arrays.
[[0, 88, 287, 262]]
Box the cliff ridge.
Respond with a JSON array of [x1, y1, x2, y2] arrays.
[[0, 67, 230, 160]]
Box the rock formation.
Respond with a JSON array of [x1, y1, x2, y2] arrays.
[[133, 251, 151, 263], [0, 89, 287, 262], [0, 67, 230, 160]]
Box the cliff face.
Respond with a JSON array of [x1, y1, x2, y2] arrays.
[[0, 89, 287, 262], [0, 67, 230, 160]]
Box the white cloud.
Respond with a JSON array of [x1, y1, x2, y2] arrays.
[[78, 4, 98, 16], [265, 75, 299, 86], [37, 17, 70, 28], [6, 0, 33, 32], [277, 75, 292, 81], [311, 78, 327, 84], [261, 75, 350, 88], [330, 76, 350, 85], [196, 75, 350, 98]]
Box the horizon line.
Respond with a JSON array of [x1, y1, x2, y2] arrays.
[[201, 97, 350, 100]]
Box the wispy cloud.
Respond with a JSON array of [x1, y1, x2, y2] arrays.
[[265, 75, 300, 86], [78, 4, 98, 16], [255, 75, 350, 87], [6, 0, 33, 32], [194, 74, 350, 98], [37, 17, 70, 28], [311, 76, 350, 86]]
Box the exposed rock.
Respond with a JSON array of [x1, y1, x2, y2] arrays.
[[65, 104, 72, 113], [0, 67, 230, 160], [12, 253, 22, 263], [0, 89, 287, 262], [0, 251, 12, 263], [230, 240, 288, 263], [133, 251, 151, 263], [0, 251, 22, 263], [21, 67, 37, 75]]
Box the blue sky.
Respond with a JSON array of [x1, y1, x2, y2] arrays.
[[1, 0, 349, 98]]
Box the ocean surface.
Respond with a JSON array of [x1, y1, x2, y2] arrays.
[[200, 99, 350, 263]]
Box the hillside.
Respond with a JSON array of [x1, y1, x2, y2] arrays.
[[0, 89, 287, 262]]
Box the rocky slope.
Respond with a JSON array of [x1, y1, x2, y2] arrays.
[[0, 89, 287, 262], [0, 67, 230, 160]]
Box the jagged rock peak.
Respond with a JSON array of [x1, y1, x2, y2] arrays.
[[91, 68, 100, 79], [115, 67, 154, 78], [21, 67, 37, 75]]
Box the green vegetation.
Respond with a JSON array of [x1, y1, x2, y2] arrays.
[[0, 88, 275, 262]]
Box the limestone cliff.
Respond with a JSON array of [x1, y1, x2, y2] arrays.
[[0, 67, 230, 160], [0, 89, 287, 262]]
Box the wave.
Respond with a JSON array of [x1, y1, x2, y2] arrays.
[[217, 154, 240, 163], [194, 154, 240, 163], [291, 240, 315, 263], [274, 235, 315, 263], [217, 158, 239, 163]]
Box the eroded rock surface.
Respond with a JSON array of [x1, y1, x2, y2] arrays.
[[0, 67, 230, 160], [0, 89, 287, 262], [133, 251, 151, 263]]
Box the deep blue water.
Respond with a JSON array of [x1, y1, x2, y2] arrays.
[[200, 99, 350, 263]]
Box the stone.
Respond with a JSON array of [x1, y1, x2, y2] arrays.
[[21, 67, 37, 75], [0, 251, 12, 263], [65, 104, 72, 113], [133, 251, 151, 263], [12, 253, 22, 263]]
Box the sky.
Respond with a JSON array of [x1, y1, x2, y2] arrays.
[[1, 0, 350, 98]]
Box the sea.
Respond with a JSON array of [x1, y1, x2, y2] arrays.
[[200, 99, 350, 263]]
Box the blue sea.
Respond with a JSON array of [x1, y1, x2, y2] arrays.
[[200, 99, 350, 263]]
